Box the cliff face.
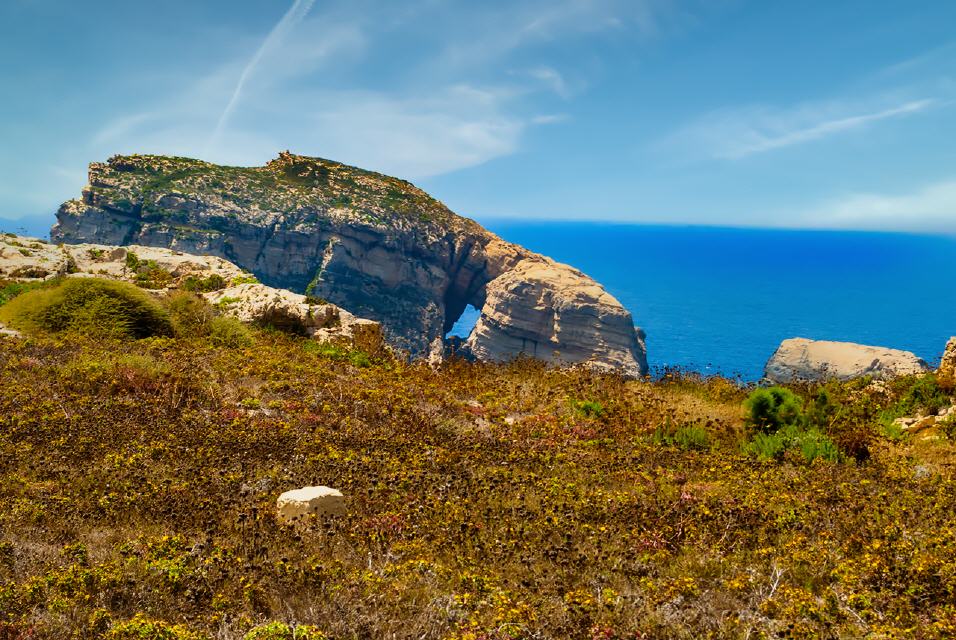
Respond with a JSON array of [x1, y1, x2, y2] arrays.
[[52, 152, 648, 375]]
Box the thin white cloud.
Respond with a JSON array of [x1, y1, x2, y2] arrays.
[[82, 0, 703, 185], [526, 66, 571, 98], [805, 178, 956, 232], [530, 113, 570, 125], [436, 0, 681, 69], [665, 97, 937, 160], [208, 0, 316, 151]]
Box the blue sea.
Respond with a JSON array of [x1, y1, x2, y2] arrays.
[[452, 222, 956, 381]]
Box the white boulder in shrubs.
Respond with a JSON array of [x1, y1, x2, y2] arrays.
[[276, 486, 345, 524]]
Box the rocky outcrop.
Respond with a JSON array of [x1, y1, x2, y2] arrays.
[[51, 152, 647, 376], [764, 337, 930, 383], [939, 337, 956, 389], [0, 234, 381, 351], [205, 284, 382, 353]]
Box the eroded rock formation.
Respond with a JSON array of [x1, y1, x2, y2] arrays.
[[939, 337, 956, 389], [764, 337, 930, 383], [51, 152, 647, 375]]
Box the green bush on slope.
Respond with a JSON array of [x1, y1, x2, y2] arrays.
[[744, 386, 804, 433], [0, 277, 173, 339], [743, 386, 840, 462]]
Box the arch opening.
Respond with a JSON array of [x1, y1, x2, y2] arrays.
[[445, 304, 480, 340]]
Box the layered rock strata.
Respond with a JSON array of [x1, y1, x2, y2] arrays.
[[51, 152, 647, 375]]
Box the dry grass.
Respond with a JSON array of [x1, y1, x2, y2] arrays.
[[0, 327, 954, 639]]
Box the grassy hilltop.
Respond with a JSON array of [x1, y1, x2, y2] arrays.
[[0, 276, 955, 639]]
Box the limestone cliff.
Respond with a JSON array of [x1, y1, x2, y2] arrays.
[[51, 152, 648, 375]]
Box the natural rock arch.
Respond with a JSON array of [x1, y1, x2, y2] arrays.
[[52, 152, 648, 376]]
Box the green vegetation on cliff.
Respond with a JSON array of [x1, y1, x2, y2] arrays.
[[0, 282, 954, 638], [83, 152, 463, 228]]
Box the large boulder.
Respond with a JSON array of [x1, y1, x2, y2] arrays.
[[764, 338, 930, 383], [276, 486, 345, 524], [939, 337, 956, 389], [204, 284, 382, 353], [51, 152, 648, 376]]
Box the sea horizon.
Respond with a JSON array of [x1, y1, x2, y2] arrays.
[[4, 214, 953, 381]]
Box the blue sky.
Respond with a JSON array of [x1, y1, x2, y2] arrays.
[[1, 0, 955, 236]]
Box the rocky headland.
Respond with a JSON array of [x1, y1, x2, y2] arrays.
[[51, 152, 647, 376]]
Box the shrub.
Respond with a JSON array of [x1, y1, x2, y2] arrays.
[[0, 279, 48, 306], [165, 291, 214, 336], [209, 316, 254, 348], [747, 429, 789, 460], [243, 622, 327, 640], [673, 424, 710, 451], [885, 375, 951, 419], [797, 428, 841, 463], [134, 261, 174, 289], [745, 423, 839, 463], [106, 614, 207, 640], [181, 273, 226, 293], [230, 273, 259, 286], [0, 277, 173, 339], [744, 386, 804, 434], [571, 399, 605, 418], [940, 415, 956, 442]]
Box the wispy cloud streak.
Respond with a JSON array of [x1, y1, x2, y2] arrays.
[[207, 0, 316, 151], [664, 97, 937, 160]]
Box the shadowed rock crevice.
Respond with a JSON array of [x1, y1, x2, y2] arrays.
[[52, 152, 648, 376]]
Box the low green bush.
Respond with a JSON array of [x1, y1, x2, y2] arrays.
[[571, 399, 605, 418], [744, 423, 840, 463], [744, 386, 804, 434], [165, 291, 214, 335], [0, 279, 49, 306], [0, 277, 173, 339], [181, 273, 226, 293], [673, 424, 711, 451], [209, 316, 254, 348], [106, 614, 207, 640], [882, 375, 951, 422]]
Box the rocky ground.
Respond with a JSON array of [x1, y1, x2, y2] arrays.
[[0, 287, 954, 637]]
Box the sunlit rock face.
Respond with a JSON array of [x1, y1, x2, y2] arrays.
[[764, 337, 930, 383], [939, 337, 956, 389], [52, 152, 648, 376]]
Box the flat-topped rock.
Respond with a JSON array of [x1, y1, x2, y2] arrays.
[[764, 338, 930, 383], [276, 486, 346, 523], [51, 152, 648, 376]]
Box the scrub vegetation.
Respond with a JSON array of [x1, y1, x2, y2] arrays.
[[0, 279, 954, 639]]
